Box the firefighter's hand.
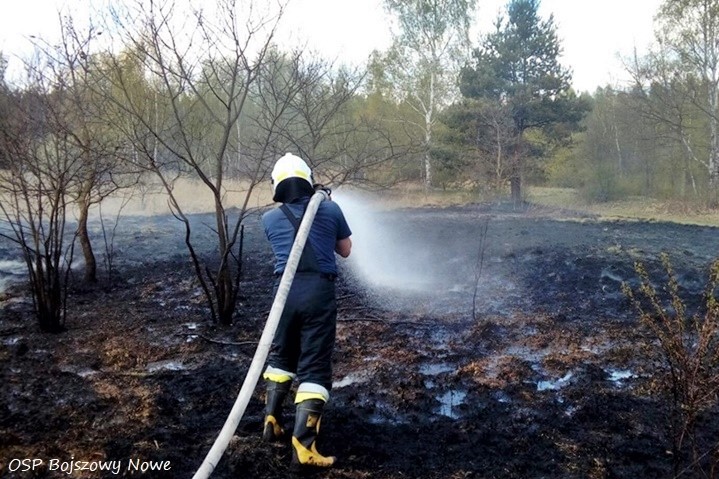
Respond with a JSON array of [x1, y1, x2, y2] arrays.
[[313, 183, 332, 200]]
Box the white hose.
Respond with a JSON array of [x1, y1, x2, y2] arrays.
[[192, 190, 329, 479]]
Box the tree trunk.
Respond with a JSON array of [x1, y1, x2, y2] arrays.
[[510, 176, 521, 208], [709, 85, 719, 206], [424, 151, 432, 188], [217, 267, 235, 325], [423, 116, 433, 188], [511, 132, 524, 208], [214, 157, 236, 325], [423, 70, 435, 189], [34, 253, 64, 332], [77, 189, 97, 283]]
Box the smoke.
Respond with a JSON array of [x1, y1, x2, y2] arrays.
[[330, 189, 491, 319], [332, 190, 516, 317], [0, 259, 26, 295]]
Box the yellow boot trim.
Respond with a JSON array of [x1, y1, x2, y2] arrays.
[[292, 437, 336, 468], [294, 391, 328, 404], [264, 415, 284, 438], [263, 372, 293, 383]]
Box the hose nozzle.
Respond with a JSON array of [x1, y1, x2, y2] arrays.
[[313, 184, 332, 200]]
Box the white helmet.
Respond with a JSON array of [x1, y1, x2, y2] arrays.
[[271, 153, 313, 192]]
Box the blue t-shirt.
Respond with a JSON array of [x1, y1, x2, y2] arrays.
[[262, 198, 352, 275]]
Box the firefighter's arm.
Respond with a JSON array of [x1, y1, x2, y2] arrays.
[[335, 237, 352, 258]]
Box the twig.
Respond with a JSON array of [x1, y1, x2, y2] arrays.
[[673, 439, 719, 478], [178, 332, 256, 347], [472, 216, 491, 321]]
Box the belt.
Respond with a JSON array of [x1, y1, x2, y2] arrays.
[[274, 271, 337, 282]]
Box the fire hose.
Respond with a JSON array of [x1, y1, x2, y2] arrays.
[[192, 189, 330, 479]]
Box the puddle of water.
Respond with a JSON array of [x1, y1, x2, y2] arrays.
[[146, 360, 187, 373], [333, 371, 369, 389], [492, 390, 512, 403], [3, 336, 22, 346], [607, 369, 635, 383], [537, 372, 573, 391], [59, 365, 98, 378], [565, 405, 579, 417], [368, 413, 408, 425], [580, 340, 613, 355], [437, 390, 467, 419], [419, 363, 455, 376]]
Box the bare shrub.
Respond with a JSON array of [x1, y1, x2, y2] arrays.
[[623, 254, 719, 477], [0, 64, 79, 332]]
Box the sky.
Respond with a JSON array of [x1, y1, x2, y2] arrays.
[[0, 0, 663, 93]]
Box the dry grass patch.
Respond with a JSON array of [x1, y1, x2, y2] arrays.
[[527, 186, 719, 226], [91, 178, 275, 218]]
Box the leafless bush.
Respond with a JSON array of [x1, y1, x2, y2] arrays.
[[0, 62, 79, 332], [623, 254, 719, 478], [98, 195, 131, 284], [97, 0, 401, 325]]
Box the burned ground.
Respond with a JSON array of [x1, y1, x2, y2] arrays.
[[1, 201, 718, 478]]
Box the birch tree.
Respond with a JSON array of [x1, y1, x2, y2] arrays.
[[460, 0, 585, 204], [382, 0, 476, 187], [632, 0, 719, 203]]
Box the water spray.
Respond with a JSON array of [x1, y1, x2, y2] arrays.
[[192, 189, 330, 479], [332, 191, 435, 292]]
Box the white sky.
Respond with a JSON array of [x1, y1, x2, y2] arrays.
[[0, 0, 662, 93]]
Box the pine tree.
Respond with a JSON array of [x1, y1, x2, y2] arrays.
[[460, 0, 586, 204]]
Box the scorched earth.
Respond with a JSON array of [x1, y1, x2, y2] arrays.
[[1, 198, 718, 478]]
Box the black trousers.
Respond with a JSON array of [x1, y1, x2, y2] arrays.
[[268, 273, 337, 391]]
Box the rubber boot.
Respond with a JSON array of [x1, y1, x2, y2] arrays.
[[262, 380, 291, 442], [291, 399, 336, 469]]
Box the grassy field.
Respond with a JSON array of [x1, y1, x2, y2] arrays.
[[353, 184, 719, 227], [91, 180, 719, 227], [525, 186, 719, 227]]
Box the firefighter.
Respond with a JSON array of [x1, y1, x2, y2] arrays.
[[261, 153, 352, 469]]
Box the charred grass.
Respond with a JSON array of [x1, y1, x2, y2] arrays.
[[1, 204, 719, 478]]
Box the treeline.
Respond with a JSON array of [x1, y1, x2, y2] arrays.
[[428, 0, 719, 207], [546, 85, 710, 203], [1, 0, 717, 331], [546, 0, 719, 206]]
